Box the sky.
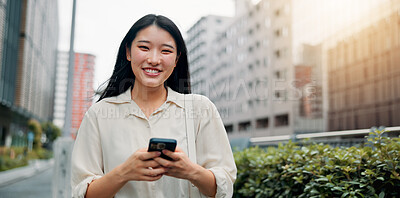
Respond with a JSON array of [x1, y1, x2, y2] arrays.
[[58, 0, 235, 89], [57, 0, 385, 90]]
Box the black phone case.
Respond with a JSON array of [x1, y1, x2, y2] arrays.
[[147, 138, 177, 160]]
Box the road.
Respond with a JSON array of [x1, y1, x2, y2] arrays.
[[0, 168, 52, 198]]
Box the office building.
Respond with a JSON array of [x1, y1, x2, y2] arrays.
[[53, 52, 95, 138], [326, 0, 400, 130], [186, 0, 391, 138], [71, 53, 95, 138], [188, 0, 300, 137], [53, 51, 69, 129], [186, 15, 232, 95], [0, 0, 58, 146]]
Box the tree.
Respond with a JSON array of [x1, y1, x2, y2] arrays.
[[27, 119, 42, 150], [41, 121, 61, 149]]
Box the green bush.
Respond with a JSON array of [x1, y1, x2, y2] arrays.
[[0, 146, 53, 172], [233, 130, 400, 198], [0, 147, 28, 171]]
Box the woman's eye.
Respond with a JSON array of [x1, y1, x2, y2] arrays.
[[138, 46, 149, 50], [162, 50, 172, 54]]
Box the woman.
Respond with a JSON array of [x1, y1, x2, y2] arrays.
[[71, 14, 236, 198]]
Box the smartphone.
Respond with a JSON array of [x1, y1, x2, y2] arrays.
[[147, 138, 177, 160]]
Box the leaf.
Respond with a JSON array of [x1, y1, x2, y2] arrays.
[[341, 192, 349, 198], [316, 177, 329, 182], [348, 181, 361, 185], [379, 192, 385, 198], [333, 186, 343, 191], [377, 177, 384, 181]]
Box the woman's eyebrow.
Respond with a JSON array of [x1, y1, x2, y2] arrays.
[[163, 44, 175, 50], [137, 40, 150, 44]]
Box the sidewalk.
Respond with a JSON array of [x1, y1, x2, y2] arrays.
[[0, 159, 54, 188]]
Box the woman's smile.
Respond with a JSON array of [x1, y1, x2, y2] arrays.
[[143, 68, 162, 76]]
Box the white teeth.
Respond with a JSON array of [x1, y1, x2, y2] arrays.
[[144, 69, 160, 73]]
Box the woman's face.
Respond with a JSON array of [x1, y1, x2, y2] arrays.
[[127, 25, 178, 89]]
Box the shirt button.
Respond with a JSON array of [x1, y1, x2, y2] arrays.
[[146, 124, 150, 128]]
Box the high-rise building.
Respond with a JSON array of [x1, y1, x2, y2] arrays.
[[186, 15, 232, 95], [186, 0, 392, 138], [71, 53, 95, 138], [326, 0, 400, 130], [187, 0, 299, 137], [0, 0, 58, 147], [53, 52, 95, 139], [293, 44, 324, 133], [53, 51, 69, 129]]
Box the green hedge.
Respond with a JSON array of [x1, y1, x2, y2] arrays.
[[0, 147, 28, 171], [233, 130, 400, 198], [0, 147, 53, 172]]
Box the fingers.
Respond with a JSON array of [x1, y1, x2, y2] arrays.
[[162, 149, 181, 161], [153, 156, 173, 167], [144, 166, 167, 177], [143, 160, 160, 168], [141, 174, 163, 181], [138, 151, 161, 161]]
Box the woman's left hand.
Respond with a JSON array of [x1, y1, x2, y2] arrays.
[[154, 147, 217, 197], [153, 147, 200, 181]]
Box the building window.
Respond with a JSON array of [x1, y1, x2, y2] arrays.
[[238, 121, 251, 131], [275, 71, 282, 79], [275, 50, 281, 58], [248, 28, 253, 35], [275, 69, 286, 80], [275, 29, 282, 37], [256, 117, 269, 128], [275, 114, 289, 127], [275, 9, 281, 17], [225, 124, 233, 133], [274, 90, 285, 100]]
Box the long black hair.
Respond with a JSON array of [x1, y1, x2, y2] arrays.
[[97, 14, 191, 102]]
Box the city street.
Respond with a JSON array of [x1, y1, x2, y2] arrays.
[[0, 168, 52, 198]]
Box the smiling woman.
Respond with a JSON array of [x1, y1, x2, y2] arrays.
[[127, 25, 178, 93], [70, 14, 237, 198]]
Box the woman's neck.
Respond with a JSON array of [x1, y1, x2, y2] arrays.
[[131, 83, 167, 117]]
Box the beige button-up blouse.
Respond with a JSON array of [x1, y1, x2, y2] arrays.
[[71, 87, 237, 198]]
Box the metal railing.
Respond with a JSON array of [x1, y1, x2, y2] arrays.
[[251, 126, 400, 148], [230, 126, 400, 150]]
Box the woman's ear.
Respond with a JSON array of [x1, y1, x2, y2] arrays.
[[175, 53, 181, 66], [126, 46, 131, 61]]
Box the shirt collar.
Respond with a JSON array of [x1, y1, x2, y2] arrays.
[[103, 88, 132, 104], [166, 87, 185, 109], [103, 86, 185, 109]]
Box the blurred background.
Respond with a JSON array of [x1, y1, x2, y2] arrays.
[[0, 0, 399, 197]]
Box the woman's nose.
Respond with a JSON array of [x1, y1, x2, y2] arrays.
[[147, 51, 161, 65]]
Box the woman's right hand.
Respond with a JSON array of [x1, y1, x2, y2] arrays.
[[116, 148, 167, 182]]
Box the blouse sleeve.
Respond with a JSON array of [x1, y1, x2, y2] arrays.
[[71, 108, 104, 198], [194, 95, 237, 198]]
